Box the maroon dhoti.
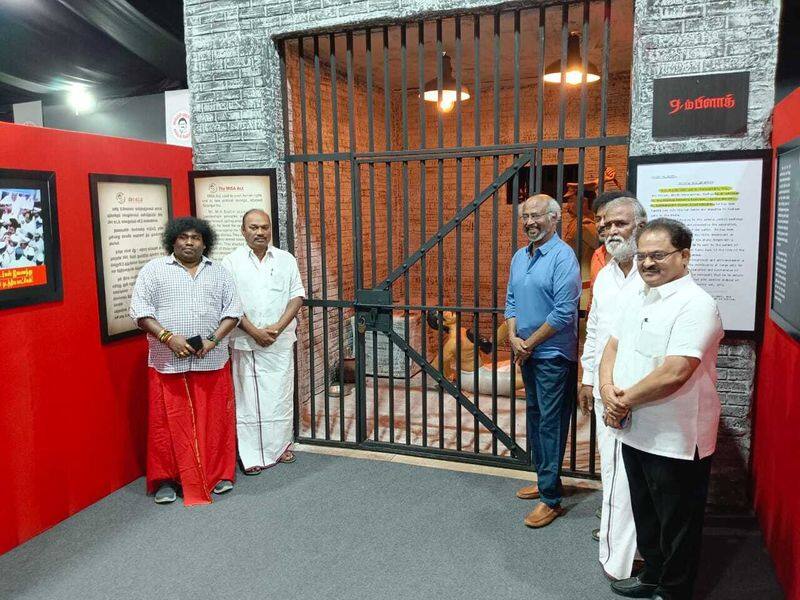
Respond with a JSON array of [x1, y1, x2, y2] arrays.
[[146, 367, 236, 506]]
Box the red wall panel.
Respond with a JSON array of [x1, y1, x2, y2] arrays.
[[0, 123, 192, 554], [753, 88, 800, 600]]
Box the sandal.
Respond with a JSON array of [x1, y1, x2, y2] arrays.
[[280, 451, 296, 463], [243, 466, 262, 476]]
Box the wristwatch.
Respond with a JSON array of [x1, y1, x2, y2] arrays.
[[206, 334, 218, 345]]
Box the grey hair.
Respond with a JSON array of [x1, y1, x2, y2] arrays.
[[604, 196, 647, 225], [527, 193, 561, 220]]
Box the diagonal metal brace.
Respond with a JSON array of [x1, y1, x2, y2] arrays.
[[377, 153, 532, 290], [386, 329, 527, 461]]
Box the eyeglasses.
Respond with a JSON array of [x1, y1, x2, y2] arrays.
[[635, 249, 681, 262], [519, 211, 551, 222]]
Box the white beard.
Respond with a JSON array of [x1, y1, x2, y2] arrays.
[[605, 235, 637, 263]]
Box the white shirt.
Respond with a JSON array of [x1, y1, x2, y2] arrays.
[[222, 244, 305, 351], [581, 259, 644, 397], [608, 273, 723, 460]]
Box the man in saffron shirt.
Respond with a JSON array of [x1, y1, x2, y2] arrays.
[[505, 194, 582, 528], [130, 217, 242, 505]]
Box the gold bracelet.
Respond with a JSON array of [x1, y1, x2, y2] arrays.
[[156, 328, 167, 341], [162, 332, 174, 344]]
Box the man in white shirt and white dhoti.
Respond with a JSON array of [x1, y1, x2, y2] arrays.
[[599, 218, 723, 600], [222, 209, 305, 475], [579, 196, 646, 581]]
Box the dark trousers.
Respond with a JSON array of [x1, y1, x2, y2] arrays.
[[621, 443, 713, 600], [519, 355, 577, 507]]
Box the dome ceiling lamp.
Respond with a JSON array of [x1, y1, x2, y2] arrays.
[[422, 52, 470, 113], [543, 31, 600, 85]]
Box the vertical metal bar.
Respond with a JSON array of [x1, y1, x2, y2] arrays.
[[298, 37, 316, 440], [277, 40, 300, 442], [313, 35, 332, 441], [509, 8, 521, 451], [556, 3, 569, 219], [454, 15, 463, 453], [535, 7, 545, 194], [401, 24, 412, 446], [513, 10, 521, 145], [472, 14, 481, 453], [366, 30, 377, 287], [436, 19, 445, 449], [365, 29, 381, 442], [418, 21, 429, 447], [490, 11, 500, 456], [329, 33, 346, 442], [597, 0, 611, 194], [572, 0, 592, 472], [347, 31, 367, 444], [383, 26, 396, 446]]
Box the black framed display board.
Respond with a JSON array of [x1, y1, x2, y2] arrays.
[[629, 150, 771, 338], [772, 140, 800, 342], [0, 168, 62, 309], [89, 174, 173, 343], [189, 168, 279, 259]]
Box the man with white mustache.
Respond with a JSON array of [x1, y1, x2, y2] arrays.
[[579, 196, 647, 580]]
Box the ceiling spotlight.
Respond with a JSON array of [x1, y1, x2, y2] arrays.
[[67, 85, 96, 115], [543, 32, 600, 85], [423, 53, 470, 112]]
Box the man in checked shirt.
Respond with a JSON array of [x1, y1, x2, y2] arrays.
[[130, 217, 242, 506]]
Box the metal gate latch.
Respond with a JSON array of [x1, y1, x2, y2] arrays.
[[354, 289, 393, 333]]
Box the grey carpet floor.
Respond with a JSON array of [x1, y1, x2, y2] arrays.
[[0, 452, 783, 600]]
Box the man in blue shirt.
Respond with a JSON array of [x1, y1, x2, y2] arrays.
[[505, 194, 582, 528]]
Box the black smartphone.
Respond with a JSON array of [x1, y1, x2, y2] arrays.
[[186, 335, 204, 353]]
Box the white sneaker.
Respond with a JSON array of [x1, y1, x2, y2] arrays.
[[212, 480, 233, 494], [154, 484, 177, 504]]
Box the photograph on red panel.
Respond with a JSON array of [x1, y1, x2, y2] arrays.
[[0, 169, 61, 308]]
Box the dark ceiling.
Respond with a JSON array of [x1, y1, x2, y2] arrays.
[[0, 0, 185, 116]]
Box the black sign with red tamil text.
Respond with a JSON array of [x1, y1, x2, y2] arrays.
[[652, 72, 749, 138]]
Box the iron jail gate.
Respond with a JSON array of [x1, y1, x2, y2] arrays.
[[277, 0, 631, 478]]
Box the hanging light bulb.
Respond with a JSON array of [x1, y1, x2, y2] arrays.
[[423, 52, 470, 112], [543, 32, 600, 85]]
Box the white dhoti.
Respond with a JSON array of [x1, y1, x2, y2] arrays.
[[596, 397, 638, 580], [231, 346, 294, 469]]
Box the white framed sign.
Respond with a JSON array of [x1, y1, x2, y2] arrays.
[[630, 151, 771, 336], [89, 174, 173, 342], [189, 169, 278, 260]]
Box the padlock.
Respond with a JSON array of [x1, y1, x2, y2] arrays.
[[357, 315, 367, 334]]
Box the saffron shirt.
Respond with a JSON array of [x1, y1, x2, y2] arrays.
[[608, 273, 724, 460], [504, 233, 582, 361]]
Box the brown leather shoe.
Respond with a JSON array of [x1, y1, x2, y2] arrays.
[[516, 484, 540, 499], [524, 501, 563, 528]]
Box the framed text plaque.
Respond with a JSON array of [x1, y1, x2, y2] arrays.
[[89, 174, 173, 343], [189, 169, 279, 259], [629, 150, 771, 337], [0, 168, 62, 309], [772, 140, 800, 341]]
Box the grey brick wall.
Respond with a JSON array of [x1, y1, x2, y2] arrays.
[[628, 0, 780, 509], [185, 0, 781, 508], [630, 0, 781, 156]]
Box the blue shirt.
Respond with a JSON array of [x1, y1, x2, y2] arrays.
[[504, 233, 581, 361]]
